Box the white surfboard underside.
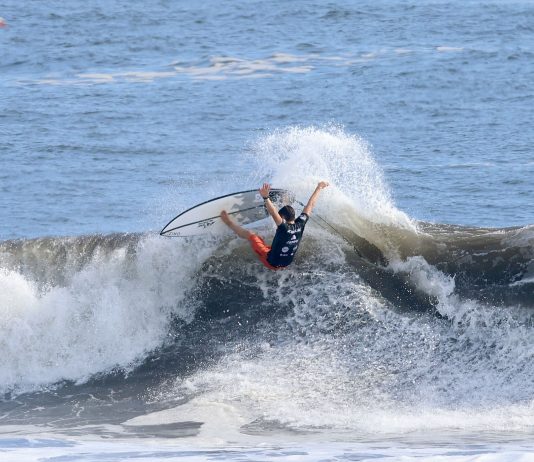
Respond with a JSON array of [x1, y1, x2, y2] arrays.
[[160, 189, 292, 237]]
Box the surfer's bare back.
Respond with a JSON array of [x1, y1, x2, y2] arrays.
[[221, 181, 329, 270]]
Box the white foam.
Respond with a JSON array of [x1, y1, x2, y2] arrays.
[[0, 235, 212, 395], [436, 46, 465, 52], [3, 436, 533, 462], [15, 53, 352, 86], [503, 225, 534, 248], [17, 54, 326, 86], [388, 255, 456, 301], [250, 126, 414, 227], [173, 55, 313, 80], [245, 126, 417, 257], [510, 276, 534, 287], [157, 247, 534, 437], [388, 255, 533, 402], [169, 337, 534, 435]]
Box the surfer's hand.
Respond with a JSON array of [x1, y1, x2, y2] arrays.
[[259, 183, 271, 199], [317, 181, 329, 189]]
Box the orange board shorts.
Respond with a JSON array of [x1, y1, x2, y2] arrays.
[[248, 234, 284, 271]]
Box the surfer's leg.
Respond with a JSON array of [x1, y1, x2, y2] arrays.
[[220, 210, 252, 239]]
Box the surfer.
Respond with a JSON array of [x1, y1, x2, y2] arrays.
[[221, 181, 329, 270]]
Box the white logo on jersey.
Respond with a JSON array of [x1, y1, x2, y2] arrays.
[[282, 246, 289, 253]]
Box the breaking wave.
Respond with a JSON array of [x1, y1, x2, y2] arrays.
[[0, 127, 532, 436]]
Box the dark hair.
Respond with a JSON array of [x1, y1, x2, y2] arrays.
[[278, 205, 296, 222]]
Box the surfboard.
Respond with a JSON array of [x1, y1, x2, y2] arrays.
[[160, 189, 293, 237]]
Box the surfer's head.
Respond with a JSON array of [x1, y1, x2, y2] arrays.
[[278, 205, 295, 222]]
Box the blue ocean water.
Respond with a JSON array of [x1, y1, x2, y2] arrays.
[[2, 0, 533, 239], [1, 1, 533, 461]]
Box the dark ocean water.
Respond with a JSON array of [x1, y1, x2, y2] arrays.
[[0, 1, 533, 460]]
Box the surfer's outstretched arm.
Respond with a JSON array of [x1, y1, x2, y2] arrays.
[[260, 183, 283, 226], [220, 210, 252, 239], [303, 181, 329, 215]]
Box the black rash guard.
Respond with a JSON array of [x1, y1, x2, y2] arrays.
[[267, 213, 309, 267]]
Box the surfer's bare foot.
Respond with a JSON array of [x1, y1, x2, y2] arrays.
[[220, 210, 232, 225], [220, 210, 251, 239]]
